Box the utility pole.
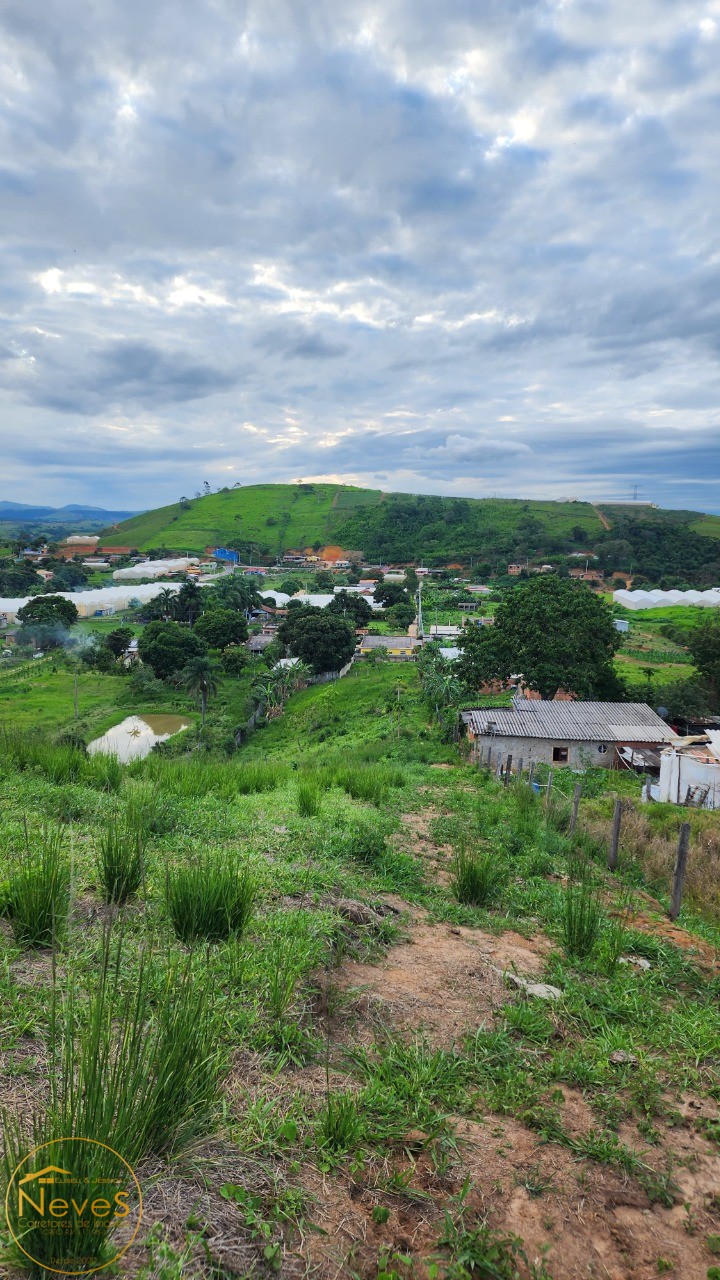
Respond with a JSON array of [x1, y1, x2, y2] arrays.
[[416, 578, 424, 640]]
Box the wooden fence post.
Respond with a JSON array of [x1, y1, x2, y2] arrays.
[[504, 754, 512, 786], [568, 783, 582, 835], [668, 823, 690, 921], [608, 797, 623, 872], [516, 757, 523, 780], [528, 761, 535, 787], [544, 771, 553, 810]]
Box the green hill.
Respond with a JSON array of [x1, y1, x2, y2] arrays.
[[103, 483, 385, 558], [104, 483, 603, 560], [102, 484, 720, 582]]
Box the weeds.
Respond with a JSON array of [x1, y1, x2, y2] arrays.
[[165, 852, 256, 943], [316, 1091, 364, 1154]]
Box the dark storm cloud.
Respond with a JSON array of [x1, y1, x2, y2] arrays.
[[0, 0, 718, 510]]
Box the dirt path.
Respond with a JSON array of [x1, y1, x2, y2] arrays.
[[593, 505, 611, 531]]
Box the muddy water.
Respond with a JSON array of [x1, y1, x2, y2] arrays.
[[87, 714, 191, 762]]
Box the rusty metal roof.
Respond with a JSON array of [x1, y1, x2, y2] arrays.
[[465, 697, 678, 744]]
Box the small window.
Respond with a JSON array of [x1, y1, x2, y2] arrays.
[[552, 746, 569, 762]]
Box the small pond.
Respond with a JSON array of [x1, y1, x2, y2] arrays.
[[88, 714, 191, 763]]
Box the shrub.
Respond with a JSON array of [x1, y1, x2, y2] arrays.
[[165, 853, 256, 943], [451, 846, 506, 908], [6, 825, 71, 947], [562, 880, 604, 958]]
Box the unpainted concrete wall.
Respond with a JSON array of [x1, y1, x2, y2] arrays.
[[471, 734, 613, 769]]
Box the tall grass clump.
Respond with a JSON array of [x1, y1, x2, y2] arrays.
[[96, 819, 145, 905], [233, 762, 288, 794], [296, 779, 322, 817], [451, 844, 506, 908], [0, 729, 122, 791], [139, 755, 288, 799], [2, 934, 224, 1276], [561, 879, 604, 958], [335, 764, 404, 806], [123, 780, 176, 836], [166, 852, 256, 943], [6, 825, 71, 947], [316, 1091, 364, 1154]]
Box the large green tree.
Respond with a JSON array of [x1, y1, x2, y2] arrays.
[[374, 582, 410, 608], [277, 607, 355, 674], [209, 575, 260, 612], [457, 577, 623, 700], [17, 595, 79, 628], [327, 590, 373, 625], [0, 559, 40, 596], [193, 608, 248, 650], [686, 613, 720, 699], [105, 626, 134, 657], [137, 621, 207, 680]]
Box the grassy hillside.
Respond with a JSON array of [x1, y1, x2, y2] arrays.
[[104, 483, 385, 556], [1, 665, 720, 1279], [104, 484, 720, 580], [105, 484, 602, 559]]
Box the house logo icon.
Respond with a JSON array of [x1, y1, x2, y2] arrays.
[[19, 1166, 74, 1187], [4, 1137, 142, 1276]]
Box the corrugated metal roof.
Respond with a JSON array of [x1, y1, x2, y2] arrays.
[[466, 698, 678, 744]]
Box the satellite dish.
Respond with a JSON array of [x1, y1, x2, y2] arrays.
[[656, 706, 669, 719]]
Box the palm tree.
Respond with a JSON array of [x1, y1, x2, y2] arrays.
[[178, 655, 220, 728], [156, 587, 177, 621]]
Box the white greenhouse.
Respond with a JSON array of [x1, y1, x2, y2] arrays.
[[0, 582, 181, 624], [113, 558, 199, 580], [613, 588, 720, 610]]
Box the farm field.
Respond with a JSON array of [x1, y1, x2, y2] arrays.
[[0, 662, 719, 1280]]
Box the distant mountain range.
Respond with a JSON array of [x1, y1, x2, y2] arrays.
[[0, 501, 139, 523]]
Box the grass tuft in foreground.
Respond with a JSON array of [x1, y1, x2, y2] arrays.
[[561, 879, 605, 959], [2, 932, 225, 1276], [96, 818, 145, 905], [165, 851, 256, 943], [451, 844, 506, 908], [6, 824, 71, 948]]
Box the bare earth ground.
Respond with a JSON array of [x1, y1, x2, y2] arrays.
[[283, 905, 720, 1280], [275, 811, 720, 1280]]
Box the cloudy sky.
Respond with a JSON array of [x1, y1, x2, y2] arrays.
[[1, 0, 719, 513]]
